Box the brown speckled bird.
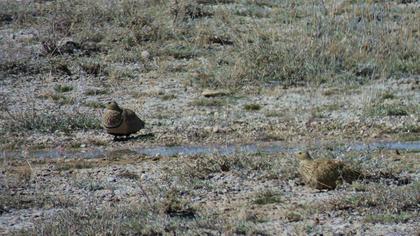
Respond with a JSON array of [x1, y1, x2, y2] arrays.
[[103, 101, 145, 141], [295, 151, 361, 190]]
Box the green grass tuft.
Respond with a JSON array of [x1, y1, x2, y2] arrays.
[[2, 109, 101, 134], [244, 104, 261, 111], [252, 190, 283, 205], [191, 98, 226, 107], [54, 84, 73, 93]]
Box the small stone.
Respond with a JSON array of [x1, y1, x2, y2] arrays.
[[204, 126, 212, 132], [33, 212, 42, 218], [140, 174, 149, 181], [141, 50, 150, 60], [107, 177, 116, 182], [213, 126, 221, 133]]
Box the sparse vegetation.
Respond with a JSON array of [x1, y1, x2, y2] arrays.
[[0, 193, 75, 213], [83, 100, 105, 109], [191, 98, 227, 107], [2, 108, 101, 134], [252, 190, 283, 205], [0, 149, 419, 234], [163, 44, 202, 59], [84, 89, 109, 96], [2, 0, 416, 87], [75, 178, 107, 191], [328, 182, 419, 213], [223, 2, 419, 87], [162, 189, 197, 218], [39, 92, 76, 105], [0, 0, 419, 234], [160, 94, 177, 101], [117, 170, 139, 180], [381, 91, 396, 100], [364, 213, 412, 224], [264, 110, 283, 117], [244, 103, 261, 111], [366, 103, 410, 117], [54, 159, 95, 171], [80, 60, 103, 76], [54, 84, 73, 93]]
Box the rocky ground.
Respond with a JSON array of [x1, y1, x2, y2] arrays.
[[0, 0, 419, 235]]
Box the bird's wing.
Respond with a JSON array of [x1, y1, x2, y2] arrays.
[[123, 109, 145, 130], [103, 110, 123, 128], [123, 109, 138, 119]]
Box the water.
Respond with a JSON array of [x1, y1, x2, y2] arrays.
[[2, 140, 420, 159]]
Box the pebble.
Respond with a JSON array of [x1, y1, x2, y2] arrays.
[[141, 50, 150, 60]]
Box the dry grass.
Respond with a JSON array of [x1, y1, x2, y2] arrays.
[[53, 159, 95, 171], [0, 0, 419, 234], [252, 190, 283, 205], [0, 193, 75, 214], [244, 103, 262, 111], [326, 182, 419, 213], [191, 98, 227, 107], [0, 150, 418, 234], [1, 108, 101, 134], [1, 162, 33, 188], [1, 0, 417, 88]]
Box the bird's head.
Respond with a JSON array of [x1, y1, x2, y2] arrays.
[[295, 151, 312, 161], [106, 101, 122, 111]]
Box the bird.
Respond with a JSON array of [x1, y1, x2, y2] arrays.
[[102, 101, 145, 141], [295, 151, 362, 190]]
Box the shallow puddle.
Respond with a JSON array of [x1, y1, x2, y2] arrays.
[[2, 140, 420, 159]]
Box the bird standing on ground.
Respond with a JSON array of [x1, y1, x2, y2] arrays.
[[102, 101, 145, 141], [295, 151, 362, 190]]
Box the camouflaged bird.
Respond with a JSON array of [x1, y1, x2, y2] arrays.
[[295, 151, 361, 190], [103, 101, 145, 141]]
